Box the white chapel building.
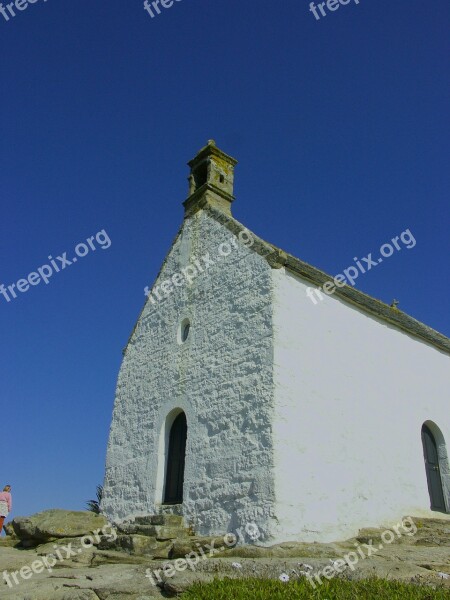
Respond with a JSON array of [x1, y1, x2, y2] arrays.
[[102, 140, 450, 543]]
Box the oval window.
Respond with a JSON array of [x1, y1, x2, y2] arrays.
[[182, 321, 190, 342], [178, 318, 190, 344]]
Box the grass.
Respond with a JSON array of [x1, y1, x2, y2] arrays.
[[182, 577, 450, 599]]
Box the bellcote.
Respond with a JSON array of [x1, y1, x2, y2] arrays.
[[183, 140, 238, 217]]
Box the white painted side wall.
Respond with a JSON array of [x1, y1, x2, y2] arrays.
[[271, 268, 450, 543], [102, 211, 276, 538]]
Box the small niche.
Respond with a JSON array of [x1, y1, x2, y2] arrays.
[[193, 162, 208, 190]]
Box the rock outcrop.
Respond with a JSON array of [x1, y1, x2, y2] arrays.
[[11, 510, 109, 544], [0, 515, 448, 599]]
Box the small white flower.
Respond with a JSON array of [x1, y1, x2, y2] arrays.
[[303, 564, 313, 571], [299, 570, 309, 576], [231, 562, 242, 569], [437, 572, 449, 579], [279, 573, 290, 583]]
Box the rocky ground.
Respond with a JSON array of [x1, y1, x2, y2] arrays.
[[0, 510, 449, 599]]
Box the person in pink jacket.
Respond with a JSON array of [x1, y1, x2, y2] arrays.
[[0, 485, 12, 532]]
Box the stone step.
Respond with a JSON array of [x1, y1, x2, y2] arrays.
[[152, 525, 190, 541], [134, 514, 184, 527], [118, 524, 188, 540], [117, 515, 190, 541], [117, 523, 156, 536], [97, 534, 173, 558], [159, 503, 183, 517], [98, 534, 156, 553]]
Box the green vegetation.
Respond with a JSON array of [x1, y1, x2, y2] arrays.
[[86, 484, 103, 514], [183, 576, 450, 599]]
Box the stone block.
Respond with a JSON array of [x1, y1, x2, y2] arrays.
[[98, 534, 157, 555], [154, 526, 189, 541]]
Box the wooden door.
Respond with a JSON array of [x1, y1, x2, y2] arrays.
[[422, 425, 446, 512], [164, 413, 187, 504]]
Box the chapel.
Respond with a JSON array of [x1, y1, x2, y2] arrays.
[[102, 141, 450, 542]]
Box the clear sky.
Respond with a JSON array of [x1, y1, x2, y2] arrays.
[[0, 0, 449, 521]]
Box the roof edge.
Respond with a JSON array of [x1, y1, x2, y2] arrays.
[[203, 205, 450, 355]]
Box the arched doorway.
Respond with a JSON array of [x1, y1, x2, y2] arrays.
[[164, 412, 187, 504], [421, 423, 446, 512]]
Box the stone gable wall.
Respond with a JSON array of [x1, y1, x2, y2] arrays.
[[102, 211, 276, 538]]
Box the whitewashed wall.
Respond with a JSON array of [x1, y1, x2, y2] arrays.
[[271, 268, 450, 543], [102, 211, 276, 538]]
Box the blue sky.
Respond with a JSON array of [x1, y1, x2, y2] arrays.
[[0, 0, 449, 521]]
